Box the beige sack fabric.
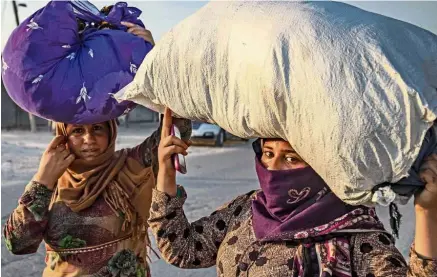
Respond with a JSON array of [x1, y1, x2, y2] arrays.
[[116, 1, 437, 205]]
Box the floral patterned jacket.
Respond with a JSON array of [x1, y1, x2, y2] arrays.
[[149, 186, 437, 277], [3, 130, 163, 277]]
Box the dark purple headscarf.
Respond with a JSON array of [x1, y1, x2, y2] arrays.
[[251, 139, 383, 241]]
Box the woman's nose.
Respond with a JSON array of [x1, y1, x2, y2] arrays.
[[267, 157, 282, 171], [83, 132, 97, 144]]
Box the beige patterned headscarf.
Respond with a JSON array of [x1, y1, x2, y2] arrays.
[[55, 120, 155, 232]]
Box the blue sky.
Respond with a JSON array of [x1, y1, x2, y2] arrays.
[[1, 1, 437, 51]]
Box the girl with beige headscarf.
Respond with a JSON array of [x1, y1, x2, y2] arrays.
[[3, 116, 191, 277]]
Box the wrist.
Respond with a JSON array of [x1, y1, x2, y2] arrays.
[[157, 162, 176, 178], [33, 173, 56, 190], [414, 208, 437, 259], [415, 209, 437, 226], [157, 170, 177, 196]]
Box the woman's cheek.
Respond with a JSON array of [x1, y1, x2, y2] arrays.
[[96, 135, 109, 150], [67, 137, 82, 154]]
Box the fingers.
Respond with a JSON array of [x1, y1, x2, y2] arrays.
[[161, 107, 173, 138], [162, 136, 189, 149], [53, 144, 74, 161], [159, 132, 190, 163], [64, 154, 76, 165], [126, 26, 142, 35], [120, 21, 136, 28], [48, 135, 66, 150], [59, 149, 71, 159], [419, 168, 437, 194], [129, 28, 152, 37], [125, 25, 151, 36], [162, 145, 188, 160], [415, 155, 437, 210], [56, 144, 66, 152], [425, 153, 437, 162], [136, 33, 155, 45], [121, 22, 155, 45], [420, 168, 435, 184], [50, 141, 74, 161], [420, 156, 437, 192], [420, 158, 437, 176]]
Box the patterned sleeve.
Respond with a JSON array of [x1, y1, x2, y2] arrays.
[[351, 232, 437, 277], [128, 124, 161, 177], [408, 245, 437, 277], [3, 181, 52, 254], [148, 186, 250, 269]]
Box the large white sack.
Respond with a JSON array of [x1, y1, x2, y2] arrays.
[[116, 1, 437, 205]]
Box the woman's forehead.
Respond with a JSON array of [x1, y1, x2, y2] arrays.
[[66, 122, 108, 128], [263, 139, 293, 150]]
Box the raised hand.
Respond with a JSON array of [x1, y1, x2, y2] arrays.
[[121, 21, 155, 46], [33, 135, 75, 190], [157, 108, 190, 196], [414, 153, 437, 258]]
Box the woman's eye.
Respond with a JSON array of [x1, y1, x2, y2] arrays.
[[72, 128, 83, 134], [263, 151, 274, 158], [285, 156, 299, 163], [93, 125, 104, 131]]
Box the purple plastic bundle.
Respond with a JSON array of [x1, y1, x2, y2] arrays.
[[2, 1, 153, 124]]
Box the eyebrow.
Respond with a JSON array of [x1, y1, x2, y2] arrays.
[[263, 146, 297, 153]]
